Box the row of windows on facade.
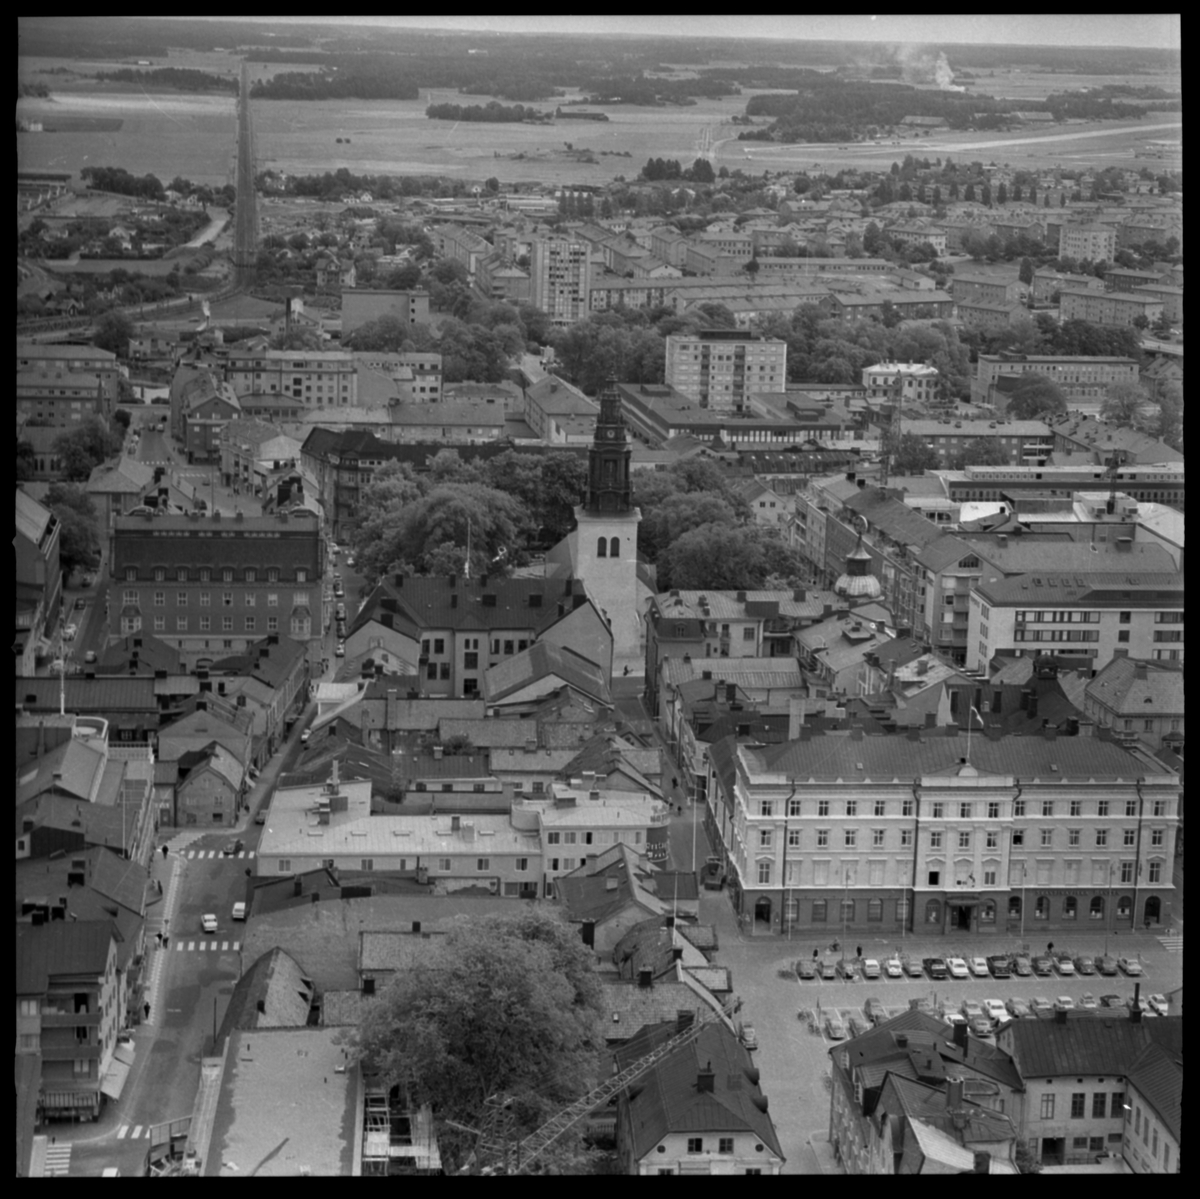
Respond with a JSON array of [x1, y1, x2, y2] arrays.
[[766, 893, 1140, 924], [1038, 1091, 1126, 1123], [126, 567, 312, 584], [122, 615, 307, 635], [1007, 629, 1184, 645], [124, 590, 310, 608], [751, 796, 1171, 820], [749, 825, 1168, 856], [421, 637, 527, 659]]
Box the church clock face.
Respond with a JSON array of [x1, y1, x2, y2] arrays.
[[605, 429, 616, 439]]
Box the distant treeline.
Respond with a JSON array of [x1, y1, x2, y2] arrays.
[[251, 62, 419, 102], [259, 167, 469, 202], [426, 101, 548, 123], [95, 67, 236, 93], [81, 165, 167, 201]]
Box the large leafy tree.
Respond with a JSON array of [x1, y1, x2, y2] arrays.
[[658, 522, 805, 591], [949, 437, 1011, 470], [340, 908, 605, 1173], [52, 417, 120, 482], [1100, 381, 1153, 429], [1150, 382, 1182, 452], [1005, 373, 1068, 421], [92, 311, 135, 358], [885, 430, 940, 476], [44, 483, 102, 578]]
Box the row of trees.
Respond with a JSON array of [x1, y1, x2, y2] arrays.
[[640, 157, 716, 184], [425, 101, 548, 123]]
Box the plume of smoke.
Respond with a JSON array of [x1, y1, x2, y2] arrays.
[[890, 44, 965, 91]]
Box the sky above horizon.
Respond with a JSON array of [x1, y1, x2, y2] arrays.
[[213, 15, 1180, 50]]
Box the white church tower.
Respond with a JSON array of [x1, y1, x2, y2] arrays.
[[570, 380, 642, 658]]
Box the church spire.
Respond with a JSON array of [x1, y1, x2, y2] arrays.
[[585, 376, 632, 513]]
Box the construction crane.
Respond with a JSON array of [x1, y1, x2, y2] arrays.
[[456, 999, 740, 1176]]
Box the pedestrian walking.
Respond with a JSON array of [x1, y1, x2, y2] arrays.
[[162, 844, 168, 860], [623, 664, 630, 676], [163, 936, 169, 949], [1047, 941, 1054, 955], [672, 777, 679, 792], [856, 945, 863, 961], [157, 879, 163, 895], [813, 948, 819, 962], [156, 932, 162, 948], [143, 1001, 151, 1022]]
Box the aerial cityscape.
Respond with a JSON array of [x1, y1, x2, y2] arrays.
[[16, 14, 1181, 1178]]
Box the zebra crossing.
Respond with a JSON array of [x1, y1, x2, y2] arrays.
[[175, 938, 243, 952], [1157, 932, 1183, 953], [181, 848, 255, 860], [43, 1140, 73, 1175]]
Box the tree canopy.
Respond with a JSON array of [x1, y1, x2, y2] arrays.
[[658, 522, 806, 591], [340, 908, 605, 1173], [1004, 374, 1069, 420], [52, 418, 121, 482], [1099, 381, 1153, 429], [45, 483, 102, 578]]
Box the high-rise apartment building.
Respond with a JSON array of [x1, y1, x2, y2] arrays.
[[530, 238, 591, 327], [664, 329, 787, 413], [1058, 223, 1117, 262]]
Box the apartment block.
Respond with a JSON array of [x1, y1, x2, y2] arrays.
[[223, 349, 358, 407], [968, 565, 1183, 673], [900, 419, 1053, 467], [950, 274, 1025, 306], [664, 329, 786, 413], [704, 729, 1179, 939], [339, 288, 431, 338], [530, 238, 591, 327], [1031, 267, 1105, 304], [860, 360, 940, 403], [1058, 223, 1117, 261], [972, 353, 1140, 407], [110, 509, 325, 666], [16, 370, 107, 428], [1059, 290, 1163, 329]]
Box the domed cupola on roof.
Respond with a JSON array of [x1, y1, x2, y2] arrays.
[[835, 515, 882, 601]]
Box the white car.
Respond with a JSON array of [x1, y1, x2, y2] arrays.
[[50, 658, 67, 674], [232, 902, 247, 921], [983, 999, 1009, 1025], [860, 959, 881, 979], [63, 623, 78, 641], [1147, 993, 1170, 1017], [1054, 996, 1076, 1011], [969, 956, 990, 978], [884, 958, 904, 979], [345, 554, 355, 567], [946, 957, 970, 979], [201, 914, 218, 934], [1055, 957, 1076, 976]]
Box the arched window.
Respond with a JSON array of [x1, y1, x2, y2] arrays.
[[596, 537, 607, 558], [1034, 896, 1049, 921], [925, 899, 940, 925], [609, 536, 620, 557], [1008, 896, 1021, 919], [1063, 896, 1077, 920], [980, 900, 996, 924], [1090, 896, 1105, 920]]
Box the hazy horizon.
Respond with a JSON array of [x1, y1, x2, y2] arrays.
[[167, 15, 1181, 51]]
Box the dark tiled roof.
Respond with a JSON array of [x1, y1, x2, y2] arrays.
[[484, 640, 610, 704], [16, 921, 115, 993], [617, 1022, 784, 1162], [1006, 1011, 1176, 1078], [1124, 1040, 1181, 1142], [758, 726, 1171, 781], [16, 676, 159, 713]]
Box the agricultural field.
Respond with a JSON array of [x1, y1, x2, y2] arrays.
[[961, 68, 1183, 103]]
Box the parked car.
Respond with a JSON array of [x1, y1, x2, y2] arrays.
[[1031, 955, 1055, 977], [1054, 955, 1076, 977], [835, 960, 859, 981], [1054, 996, 1076, 1011], [63, 623, 78, 641], [345, 554, 355, 567], [738, 1021, 758, 1050], [797, 959, 817, 981], [1012, 955, 1033, 977], [335, 642, 345, 657], [969, 1016, 993, 1038], [968, 956, 990, 978], [1147, 993, 1170, 1016], [333, 584, 345, 598], [923, 957, 948, 980], [908, 997, 935, 1016], [825, 1013, 847, 1040], [902, 957, 925, 979], [1074, 955, 1097, 976], [1030, 997, 1053, 1014], [254, 809, 266, 826], [1117, 957, 1143, 977], [1078, 993, 1099, 1010], [884, 957, 904, 979], [946, 957, 970, 979], [1006, 997, 1032, 1019], [848, 1015, 871, 1038], [201, 914, 218, 933], [860, 958, 881, 979], [1127, 995, 1151, 1015], [50, 658, 67, 674], [988, 955, 1013, 979], [961, 1000, 985, 1022], [74, 597, 87, 610], [1097, 955, 1120, 977], [1099, 994, 1123, 1008], [84, 650, 97, 664], [335, 603, 347, 619], [301, 728, 311, 743], [819, 960, 837, 981], [983, 999, 1009, 1025], [232, 902, 247, 921], [222, 839, 243, 856], [864, 998, 887, 1024]]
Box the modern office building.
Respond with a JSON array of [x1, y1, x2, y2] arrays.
[[664, 329, 787, 414], [530, 238, 592, 327]]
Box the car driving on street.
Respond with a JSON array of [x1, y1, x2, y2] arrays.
[[201, 914, 218, 933]]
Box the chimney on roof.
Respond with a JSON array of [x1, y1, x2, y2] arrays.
[[952, 1020, 967, 1050], [924, 712, 937, 729], [1027, 693, 1038, 719], [788, 695, 806, 741], [725, 681, 737, 703], [1116, 536, 1133, 552], [850, 723, 864, 741], [1043, 725, 1058, 741], [637, 968, 653, 989], [1134, 664, 1148, 681], [946, 1077, 964, 1110]]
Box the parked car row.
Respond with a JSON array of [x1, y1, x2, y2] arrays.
[[799, 951, 1147, 984]]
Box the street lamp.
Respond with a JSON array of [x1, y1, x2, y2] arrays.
[[1019, 862, 1027, 945], [1104, 862, 1115, 958], [841, 867, 849, 962]]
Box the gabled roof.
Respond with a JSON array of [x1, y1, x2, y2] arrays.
[[215, 947, 315, 1043], [1005, 1012, 1180, 1079], [555, 843, 663, 925], [87, 456, 155, 495], [483, 641, 610, 706], [617, 1022, 784, 1162], [15, 921, 114, 994], [1085, 657, 1184, 716], [15, 489, 54, 546], [15, 736, 106, 804], [1124, 1039, 1181, 1143]]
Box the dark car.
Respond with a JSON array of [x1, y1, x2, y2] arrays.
[[923, 956, 948, 980], [254, 809, 266, 826], [1012, 955, 1033, 977], [902, 957, 925, 978], [835, 959, 859, 981], [1074, 955, 1097, 976], [819, 959, 837, 980], [987, 955, 1013, 979], [1099, 993, 1123, 1008], [1097, 955, 1120, 977], [222, 839, 244, 856], [797, 959, 817, 981], [847, 1015, 871, 1038], [1031, 955, 1055, 977], [864, 998, 887, 1024]]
